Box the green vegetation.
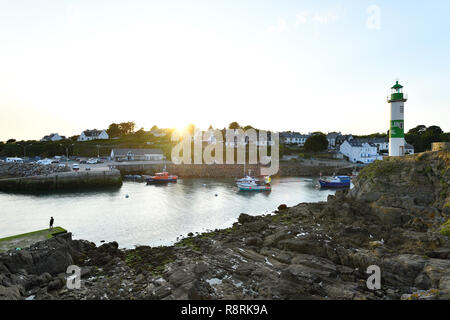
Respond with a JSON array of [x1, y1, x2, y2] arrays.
[[358, 158, 401, 180], [406, 125, 449, 153], [304, 132, 328, 152], [124, 246, 175, 275], [440, 220, 450, 237]]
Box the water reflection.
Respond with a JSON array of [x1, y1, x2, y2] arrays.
[[0, 177, 337, 248]]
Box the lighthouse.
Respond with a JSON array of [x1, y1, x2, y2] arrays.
[[388, 81, 407, 156]]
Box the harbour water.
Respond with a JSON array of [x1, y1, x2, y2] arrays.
[[0, 177, 340, 248]]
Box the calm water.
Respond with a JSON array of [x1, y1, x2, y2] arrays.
[[0, 178, 338, 248]]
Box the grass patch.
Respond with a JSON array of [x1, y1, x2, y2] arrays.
[[440, 220, 450, 237], [0, 227, 67, 253]]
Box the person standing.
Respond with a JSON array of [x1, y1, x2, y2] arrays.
[[49, 216, 54, 229]]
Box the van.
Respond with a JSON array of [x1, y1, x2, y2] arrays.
[[6, 157, 24, 163]]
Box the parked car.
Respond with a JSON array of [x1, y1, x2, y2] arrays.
[[85, 166, 91, 171], [37, 159, 52, 165], [6, 157, 24, 163], [72, 164, 80, 171], [86, 158, 98, 164]]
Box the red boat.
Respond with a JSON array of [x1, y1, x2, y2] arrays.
[[146, 172, 178, 184]]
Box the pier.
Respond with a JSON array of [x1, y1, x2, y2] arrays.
[[0, 227, 67, 253], [0, 169, 122, 192]]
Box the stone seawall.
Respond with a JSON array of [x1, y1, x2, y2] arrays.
[[0, 170, 122, 192], [116, 162, 356, 177], [0, 163, 70, 179]]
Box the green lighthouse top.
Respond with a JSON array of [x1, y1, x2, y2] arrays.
[[388, 80, 407, 102], [391, 81, 403, 90]]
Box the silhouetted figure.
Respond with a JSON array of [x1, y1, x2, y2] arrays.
[[49, 217, 54, 229]]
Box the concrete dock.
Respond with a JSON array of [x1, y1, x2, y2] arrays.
[[0, 169, 122, 192], [0, 227, 67, 253]]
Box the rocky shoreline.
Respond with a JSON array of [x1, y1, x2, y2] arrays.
[[0, 151, 449, 300]]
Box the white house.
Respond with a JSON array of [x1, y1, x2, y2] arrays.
[[41, 133, 64, 142], [110, 149, 165, 161], [280, 132, 310, 146], [340, 140, 383, 164], [78, 129, 109, 141]]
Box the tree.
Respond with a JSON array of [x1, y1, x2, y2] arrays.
[[304, 133, 328, 152], [106, 122, 136, 137], [120, 122, 136, 136], [134, 127, 146, 137], [408, 125, 427, 135], [6, 139, 16, 144], [107, 123, 121, 138], [405, 125, 446, 152], [228, 122, 240, 130]]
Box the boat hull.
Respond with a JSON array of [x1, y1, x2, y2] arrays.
[[237, 185, 271, 192], [146, 178, 177, 184], [318, 180, 350, 188]]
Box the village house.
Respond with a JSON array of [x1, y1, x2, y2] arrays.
[[41, 133, 65, 142], [335, 134, 354, 147], [326, 132, 342, 148], [340, 139, 383, 164], [78, 129, 109, 141], [405, 143, 415, 155], [110, 148, 165, 161], [280, 132, 310, 146]]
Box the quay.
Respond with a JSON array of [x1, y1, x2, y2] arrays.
[[0, 170, 122, 192], [0, 227, 67, 253]]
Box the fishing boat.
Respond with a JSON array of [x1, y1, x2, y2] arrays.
[[146, 172, 178, 184], [318, 175, 351, 188], [236, 175, 272, 191]]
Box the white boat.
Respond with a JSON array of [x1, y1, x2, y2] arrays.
[[236, 176, 271, 192]]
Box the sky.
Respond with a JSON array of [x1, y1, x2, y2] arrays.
[[0, 0, 449, 141]]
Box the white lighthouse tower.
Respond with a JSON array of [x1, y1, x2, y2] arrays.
[[388, 81, 407, 156]]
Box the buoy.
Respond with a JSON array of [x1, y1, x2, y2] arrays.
[[215, 194, 218, 197], [125, 194, 129, 198]]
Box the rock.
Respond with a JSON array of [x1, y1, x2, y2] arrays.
[[0, 285, 21, 300], [47, 278, 64, 291], [168, 268, 195, 287], [238, 213, 256, 224], [193, 262, 209, 275], [244, 237, 262, 246], [278, 204, 288, 211], [263, 231, 293, 247], [414, 273, 432, 290]]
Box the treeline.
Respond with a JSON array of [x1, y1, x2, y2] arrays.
[[405, 125, 449, 153]]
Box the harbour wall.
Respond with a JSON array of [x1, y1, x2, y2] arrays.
[[116, 162, 356, 178], [0, 170, 122, 192]]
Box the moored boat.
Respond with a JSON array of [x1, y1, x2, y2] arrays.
[[236, 176, 271, 192], [146, 172, 178, 184], [318, 175, 351, 188]]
